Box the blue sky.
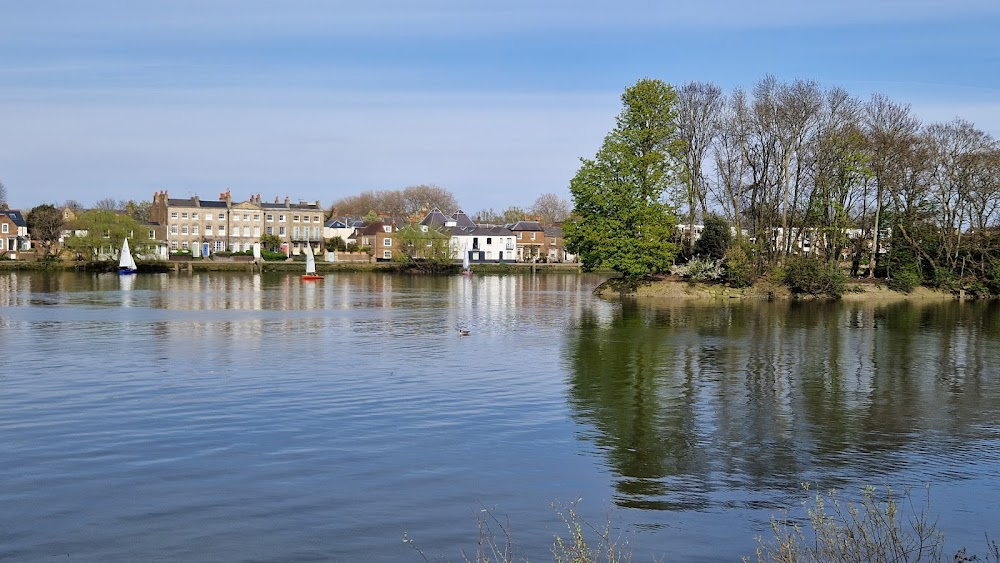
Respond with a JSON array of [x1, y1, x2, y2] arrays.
[[2, 0, 999, 213]]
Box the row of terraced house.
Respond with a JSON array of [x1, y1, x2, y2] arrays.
[[150, 192, 574, 263]]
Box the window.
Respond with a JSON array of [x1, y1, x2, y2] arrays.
[[218, 225, 226, 234], [1, 223, 7, 233], [192, 225, 199, 235], [233, 214, 240, 222], [148, 230, 155, 239], [530, 232, 536, 240], [383, 225, 391, 232], [266, 226, 273, 235], [383, 250, 391, 260], [383, 238, 391, 247], [243, 214, 249, 221], [313, 227, 320, 239], [171, 225, 178, 235], [182, 241, 189, 250], [279, 214, 286, 222], [181, 212, 188, 219], [192, 213, 199, 220], [170, 241, 178, 250], [218, 213, 225, 220], [551, 238, 556, 244], [242, 226, 250, 237], [279, 227, 286, 236], [266, 214, 274, 222], [253, 226, 260, 237], [517, 233, 522, 240], [181, 226, 188, 235], [293, 227, 300, 239], [253, 214, 260, 221], [313, 216, 320, 223], [171, 212, 178, 219], [205, 225, 212, 234], [214, 240, 225, 251], [103, 229, 110, 238], [293, 215, 300, 222], [487, 237, 492, 245]]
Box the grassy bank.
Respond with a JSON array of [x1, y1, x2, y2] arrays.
[[595, 276, 960, 303]]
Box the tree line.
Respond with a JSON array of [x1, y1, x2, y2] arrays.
[[567, 76, 1000, 295], [328, 184, 571, 226]]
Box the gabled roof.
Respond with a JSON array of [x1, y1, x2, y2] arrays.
[[450, 210, 477, 228], [0, 209, 26, 227], [419, 208, 449, 227], [354, 221, 390, 236], [325, 219, 348, 228], [509, 220, 544, 231]]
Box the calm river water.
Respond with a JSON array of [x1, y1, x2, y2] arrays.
[[2, 271, 1000, 561]]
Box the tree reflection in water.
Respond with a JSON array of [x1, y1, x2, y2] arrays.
[[565, 298, 1000, 512]]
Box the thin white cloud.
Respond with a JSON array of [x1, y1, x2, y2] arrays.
[[4, 0, 998, 41]]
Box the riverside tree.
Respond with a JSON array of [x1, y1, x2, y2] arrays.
[[565, 78, 684, 280], [26, 204, 65, 257]]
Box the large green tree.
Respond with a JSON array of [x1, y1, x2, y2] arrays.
[[63, 210, 148, 260], [565, 78, 684, 279]]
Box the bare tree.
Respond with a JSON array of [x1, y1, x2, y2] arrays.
[[401, 184, 459, 216], [93, 197, 122, 211], [0, 179, 7, 206], [329, 184, 460, 220], [26, 204, 65, 257], [863, 93, 920, 277], [531, 193, 571, 226], [676, 81, 724, 251]]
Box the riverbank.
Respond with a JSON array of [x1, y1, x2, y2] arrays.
[[0, 259, 583, 275], [596, 275, 960, 302]]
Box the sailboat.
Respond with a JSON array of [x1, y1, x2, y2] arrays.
[[301, 242, 323, 281], [462, 240, 472, 277], [118, 238, 137, 275]]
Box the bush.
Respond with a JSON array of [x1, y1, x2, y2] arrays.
[[725, 244, 757, 288], [887, 268, 921, 294], [751, 485, 945, 563], [671, 257, 725, 282], [783, 255, 847, 297], [694, 214, 731, 260]]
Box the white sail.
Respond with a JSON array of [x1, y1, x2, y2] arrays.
[[462, 246, 470, 270], [119, 238, 137, 271], [304, 243, 316, 275]]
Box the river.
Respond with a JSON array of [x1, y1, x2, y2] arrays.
[[1, 271, 999, 561]]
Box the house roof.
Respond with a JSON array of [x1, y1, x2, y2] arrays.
[[354, 221, 389, 236], [544, 226, 563, 237], [325, 219, 348, 228], [166, 197, 229, 208], [509, 220, 544, 231], [450, 210, 477, 228], [0, 209, 26, 226], [419, 208, 449, 227]]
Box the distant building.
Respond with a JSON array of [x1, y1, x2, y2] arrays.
[[150, 191, 325, 255], [0, 205, 31, 258]]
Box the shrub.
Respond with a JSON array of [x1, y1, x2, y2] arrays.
[[887, 268, 921, 294], [751, 485, 944, 563], [783, 255, 847, 297], [725, 244, 757, 288], [671, 257, 725, 282], [694, 214, 731, 260]]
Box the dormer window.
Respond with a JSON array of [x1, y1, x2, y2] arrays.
[[383, 225, 391, 232]]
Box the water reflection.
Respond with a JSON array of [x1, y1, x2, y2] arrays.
[[566, 298, 1000, 510]]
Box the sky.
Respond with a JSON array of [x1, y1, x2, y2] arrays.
[[2, 0, 999, 213]]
